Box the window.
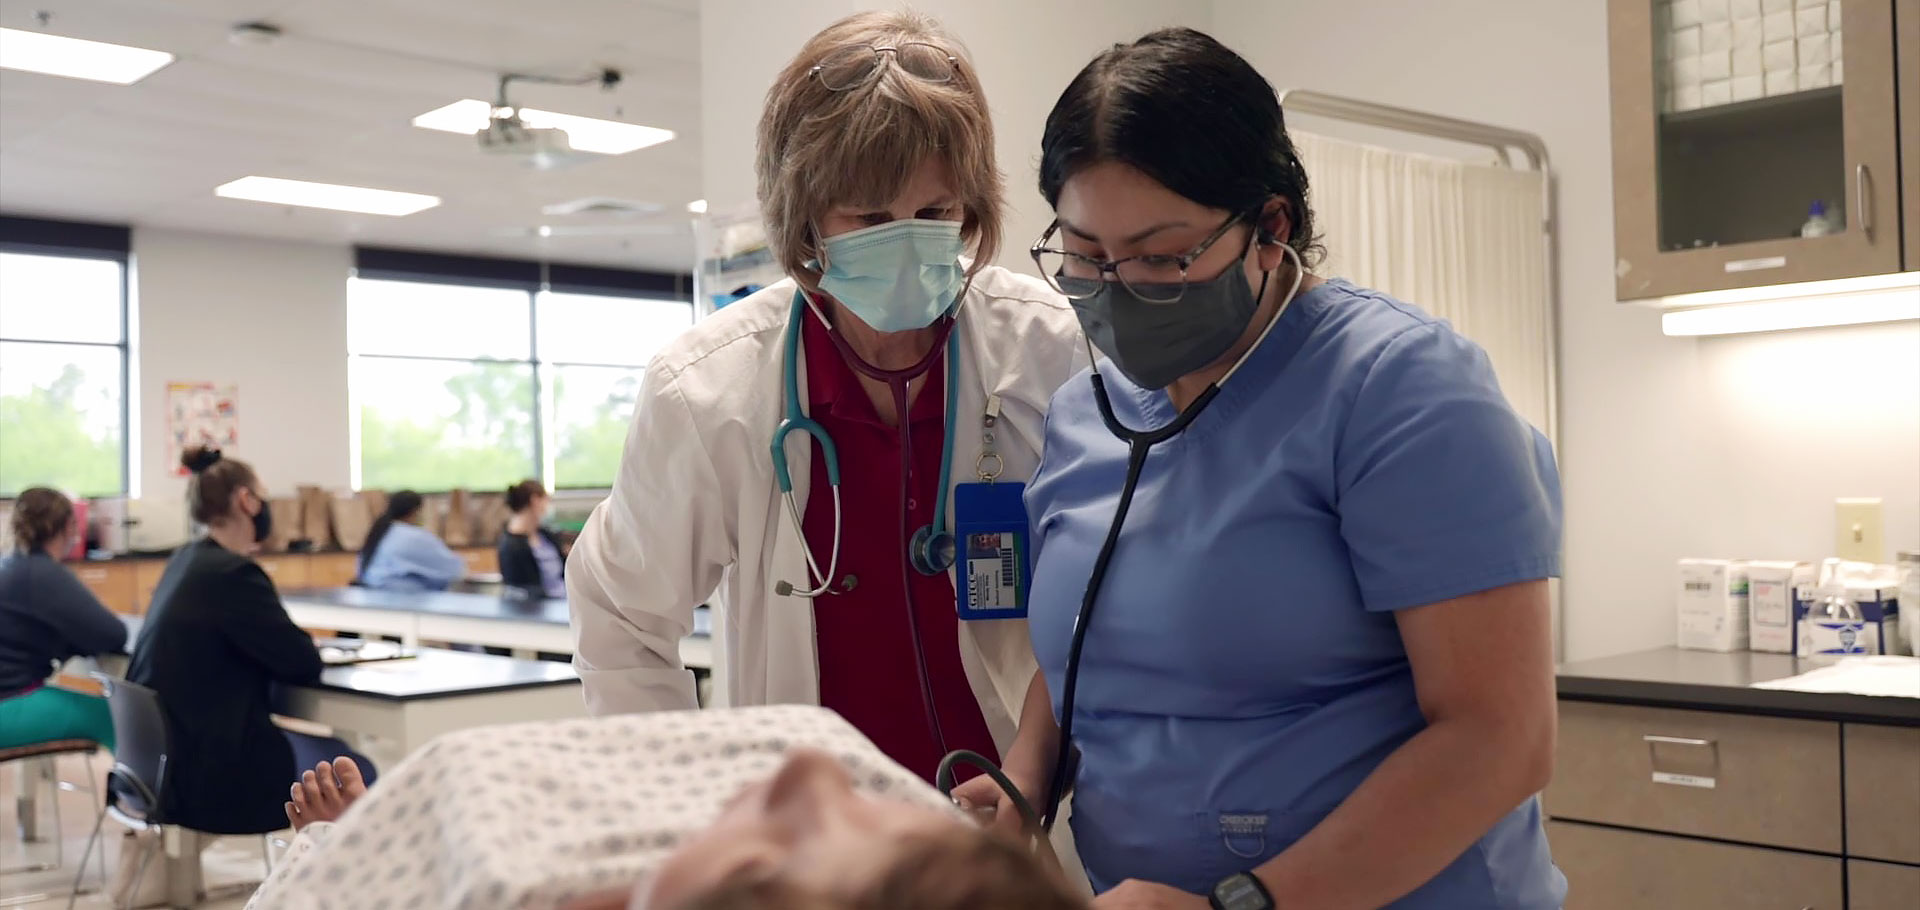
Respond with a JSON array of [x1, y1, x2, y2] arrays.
[[0, 251, 129, 497], [348, 268, 691, 493]]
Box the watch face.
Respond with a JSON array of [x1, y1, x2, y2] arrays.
[[1212, 873, 1271, 910]]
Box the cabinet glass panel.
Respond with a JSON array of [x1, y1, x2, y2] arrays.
[[1652, 0, 1849, 251]]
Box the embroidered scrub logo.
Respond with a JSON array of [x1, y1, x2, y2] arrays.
[[1219, 812, 1269, 859]]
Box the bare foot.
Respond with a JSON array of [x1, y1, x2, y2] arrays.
[[285, 757, 369, 831]]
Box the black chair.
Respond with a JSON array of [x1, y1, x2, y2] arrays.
[[70, 675, 275, 909]]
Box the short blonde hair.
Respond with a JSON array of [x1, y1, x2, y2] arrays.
[[756, 11, 1003, 285]]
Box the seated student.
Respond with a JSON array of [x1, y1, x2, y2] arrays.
[[497, 479, 565, 598], [0, 487, 126, 750], [356, 491, 466, 591], [247, 706, 1080, 910], [127, 446, 376, 836]]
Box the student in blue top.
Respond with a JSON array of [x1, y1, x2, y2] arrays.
[[356, 491, 467, 592], [951, 28, 1565, 910]]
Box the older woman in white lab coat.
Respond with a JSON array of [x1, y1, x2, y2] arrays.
[[567, 10, 1082, 780]]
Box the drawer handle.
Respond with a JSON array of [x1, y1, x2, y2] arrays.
[[1641, 735, 1712, 747], [1855, 164, 1872, 242]]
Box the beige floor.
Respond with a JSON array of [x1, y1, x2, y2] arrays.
[[2, 751, 268, 909]]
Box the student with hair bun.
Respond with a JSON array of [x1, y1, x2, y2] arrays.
[[127, 446, 375, 836], [0, 486, 125, 750], [497, 478, 565, 598]]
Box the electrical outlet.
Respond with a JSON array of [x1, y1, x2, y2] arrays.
[[1835, 498, 1884, 563]]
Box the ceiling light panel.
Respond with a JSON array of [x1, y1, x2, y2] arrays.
[[0, 28, 174, 85], [412, 99, 675, 155], [214, 176, 441, 216]]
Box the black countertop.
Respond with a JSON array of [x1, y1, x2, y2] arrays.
[[280, 587, 713, 637], [1558, 647, 1920, 727]]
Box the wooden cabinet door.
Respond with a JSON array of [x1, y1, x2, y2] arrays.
[[1609, 0, 1903, 299], [1547, 821, 1843, 909], [132, 559, 167, 614], [254, 555, 311, 591], [1844, 724, 1920, 864], [306, 553, 362, 589], [1899, 0, 1919, 270], [1849, 859, 1920, 910], [458, 547, 499, 576]]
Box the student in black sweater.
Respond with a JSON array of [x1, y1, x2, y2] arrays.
[[498, 478, 567, 598], [0, 487, 126, 750], [127, 446, 375, 835]]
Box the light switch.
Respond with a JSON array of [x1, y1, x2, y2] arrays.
[[1835, 498, 1884, 563]]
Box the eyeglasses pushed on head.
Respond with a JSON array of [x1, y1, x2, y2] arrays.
[[810, 42, 960, 92]]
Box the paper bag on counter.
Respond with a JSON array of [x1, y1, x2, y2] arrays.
[[443, 489, 474, 547], [360, 489, 389, 523], [473, 494, 510, 545], [263, 497, 301, 552], [330, 495, 373, 552], [297, 486, 333, 547]]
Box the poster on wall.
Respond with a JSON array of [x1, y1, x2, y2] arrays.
[[166, 381, 239, 475]]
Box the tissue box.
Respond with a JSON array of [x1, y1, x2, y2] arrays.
[[1797, 5, 1827, 35], [1731, 74, 1765, 100], [1828, 0, 1841, 29], [1734, 46, 1764, 76], [1799, 33, 1831, 65], [1700, 50, 1733, 79], [1672, 24, 1704, 57], [1799, 62, 1832, 88], [1766, 69, 1800, 94], [1672, 54, 1704, 86], [1701, 78, 1733, 106], [1702, 22, 1733, 52], [1679, 559, 1750, 652], [1764, 9, 1797, 42], [1748, 561, 1810, 652], [1673, 0, 1704, 27], [1794, 583, 1900, 660]]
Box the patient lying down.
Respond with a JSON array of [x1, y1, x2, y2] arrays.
[[246, 706, 1080, 910]]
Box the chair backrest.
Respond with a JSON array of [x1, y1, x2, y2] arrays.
[[94, 673, 169, 822]]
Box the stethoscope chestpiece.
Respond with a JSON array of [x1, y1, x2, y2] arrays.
[[909, 525, 957, 576]]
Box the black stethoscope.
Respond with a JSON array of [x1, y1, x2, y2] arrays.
[[1038, 244, 1304, 831]]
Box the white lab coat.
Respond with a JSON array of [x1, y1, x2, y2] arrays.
[[567, 265, 1086, 753]]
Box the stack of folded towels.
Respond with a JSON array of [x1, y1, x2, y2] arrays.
[[1659, 0, 1843, 113]]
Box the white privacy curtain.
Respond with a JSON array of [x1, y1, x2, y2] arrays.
[[1295, 132, 1555, 438]]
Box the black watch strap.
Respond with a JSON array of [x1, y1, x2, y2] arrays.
[[1208, 872, 1275, 910]]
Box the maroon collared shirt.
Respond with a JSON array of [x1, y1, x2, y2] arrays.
[[799, 310, 1000, 782]]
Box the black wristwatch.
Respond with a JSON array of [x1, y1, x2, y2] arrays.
[[1208, 872, 1275, 910]]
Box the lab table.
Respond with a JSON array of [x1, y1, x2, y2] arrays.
[[1548, 647, 1920, 909], [278, 586, 714, 670]]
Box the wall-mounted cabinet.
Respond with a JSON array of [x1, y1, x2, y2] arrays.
[[1609, 0, 1911, 300]]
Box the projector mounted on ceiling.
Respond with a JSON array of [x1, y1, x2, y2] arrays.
[[481, 68, 622, 170]]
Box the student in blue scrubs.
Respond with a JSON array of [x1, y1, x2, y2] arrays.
[[357, 491, 466, 591], [953, 29, 1565, 910]]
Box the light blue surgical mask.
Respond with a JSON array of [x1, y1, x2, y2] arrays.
[[815, 219, 967, 333]]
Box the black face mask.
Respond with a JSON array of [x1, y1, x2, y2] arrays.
[[250, 497, 273, 543]]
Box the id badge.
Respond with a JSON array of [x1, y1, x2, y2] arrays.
[[953, 481, 1030, 620]]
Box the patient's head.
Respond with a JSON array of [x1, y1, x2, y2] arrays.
[[647, 749, 1081, 910]]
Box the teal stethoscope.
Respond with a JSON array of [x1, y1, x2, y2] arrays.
[[770, 290, 962, 599]]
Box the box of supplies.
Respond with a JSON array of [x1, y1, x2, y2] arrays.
[[1793, 582, 1900, 660], [1678, 559, 1750, 652], [1746, 561, 1809, 653]]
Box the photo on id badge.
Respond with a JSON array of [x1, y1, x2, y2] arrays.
[[965, 532, 1024, 615]]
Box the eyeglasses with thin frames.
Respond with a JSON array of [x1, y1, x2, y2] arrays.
[[1031, 208, 1259, 304], [810, 42, 960, 92]]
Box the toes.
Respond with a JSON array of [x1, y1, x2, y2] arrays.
[[331, 757, 367, 798]]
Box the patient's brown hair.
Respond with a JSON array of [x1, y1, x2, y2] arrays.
[[680, 827, 1083, 910]]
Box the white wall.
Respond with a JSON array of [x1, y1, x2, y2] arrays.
[[699, 0, 1214, 275], [1212, 0, 1918, 660], [134, 228, 351, 500]]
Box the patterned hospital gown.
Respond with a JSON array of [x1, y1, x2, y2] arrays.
[[246, 705, 955, 910]]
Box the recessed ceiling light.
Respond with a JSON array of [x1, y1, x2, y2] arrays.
[[412, 100, 675, 155], [687, 199, 708, 215], [214, 176, 441, 216], [0, 27, 174, 85], [536, 225, 554, 237]]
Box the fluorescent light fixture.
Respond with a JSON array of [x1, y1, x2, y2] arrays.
[[0, 27, 173, 84], [214, 176, 441, 216], [687, 199, 708, 215], [412, 99, 675, 155], [1660, 271, 1920, 336], [536, 225, 554, 237]]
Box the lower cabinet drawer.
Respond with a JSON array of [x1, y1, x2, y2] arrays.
[[1548, 700, 1842, 852], [1547, 821, 1842, 909], [1844, 724, 1920, 865], [1848, 859, 1920, 910]]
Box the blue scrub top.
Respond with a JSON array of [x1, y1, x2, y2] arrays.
[[1026, 280, 1566, 907], [359, 522, 468, 593]]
